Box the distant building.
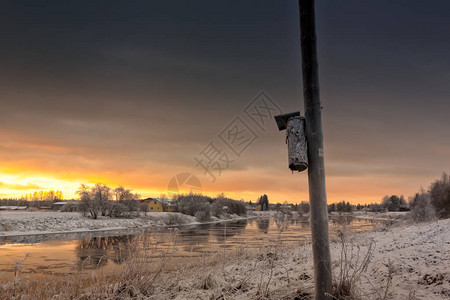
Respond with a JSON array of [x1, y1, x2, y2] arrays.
[[52, 201, 78, 211], [0, 206, 27, 211], [159, 198, 178, 212], [245, 205, 255, 211], [165, 203, 178, 212], [52, 202, 68, 211], [281, 205, 293, 211], [37, 206, 51, 210], [140, 198, 163, 212]]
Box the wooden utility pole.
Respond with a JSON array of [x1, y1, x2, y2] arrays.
[[298, 0, 332, 298]]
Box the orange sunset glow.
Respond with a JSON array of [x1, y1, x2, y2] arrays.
[[0, 122, 445, 204]]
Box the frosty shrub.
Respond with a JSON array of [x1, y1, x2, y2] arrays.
[[428, 172, 450, 218], [166, 213, 190, 225], [121, 200, 140, 217], [211, 196, 246, 217], [409, 191, 436, 222], [60, 203, 78, 212], [107, 201, 126, 218], [298, 201, 310, 215], [194, 210, 210, 222], [174, 194, 211, 221], [108, 201, 139, 218]]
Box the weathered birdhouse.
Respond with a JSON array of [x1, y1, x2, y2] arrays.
[[274, 112, 308, 172]]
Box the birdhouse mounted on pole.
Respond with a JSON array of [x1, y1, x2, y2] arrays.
[[274, 111, 308, 172]]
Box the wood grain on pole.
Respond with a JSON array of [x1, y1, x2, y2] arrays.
[[298, 0, 333, 299]]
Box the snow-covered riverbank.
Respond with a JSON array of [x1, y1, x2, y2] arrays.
[[0, 211, 255, 238], [0, 209, 405, 239], [150, 218, 450, 299], [0, 211, 190, 237]]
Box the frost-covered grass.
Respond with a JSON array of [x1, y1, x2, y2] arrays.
[[1, 217, 448, 299], [353, 211, 409, 222]]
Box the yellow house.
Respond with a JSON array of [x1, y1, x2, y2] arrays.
[[141, 198, 163, 212]]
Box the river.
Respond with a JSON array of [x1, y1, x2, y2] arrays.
[[0, 215, 385, 279]]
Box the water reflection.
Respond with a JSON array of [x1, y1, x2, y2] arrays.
[[76, 235, 134, 270], [256, 219, 270, 234], [0, 217, 388, 278], [177, 227, 210, 252], [213, 219, 247, 242], [331, 215, 353, 226]]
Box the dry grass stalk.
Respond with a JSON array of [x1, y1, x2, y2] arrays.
[[332, 228, 375, 300], [362, 259, 394, 300]]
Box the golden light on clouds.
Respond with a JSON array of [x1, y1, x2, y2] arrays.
[[0, 133, 445, 204], [0, 133, 445, 205]]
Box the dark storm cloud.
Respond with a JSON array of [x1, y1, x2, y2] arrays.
[[0, 1, 301, 161], [0, 0, 449, 201]]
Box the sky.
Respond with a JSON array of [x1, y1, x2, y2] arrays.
[[0, 0, 449, 204]]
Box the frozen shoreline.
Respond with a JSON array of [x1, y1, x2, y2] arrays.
[[0, 209, 395, 239], [0, 210, 255, 239]]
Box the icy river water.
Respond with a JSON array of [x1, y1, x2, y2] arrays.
[[0, 216, 385, 279]]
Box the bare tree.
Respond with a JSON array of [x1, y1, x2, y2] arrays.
[[111, 186, 140, 218], [92, 184, 111, 217], [114, 186, 134, 201], [76, 184, 101, 219], [77, 184, 140, 219]]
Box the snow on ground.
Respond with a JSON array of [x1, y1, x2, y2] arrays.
[[0, 211, 253, 238], [251, 211, 281, 218], [356, 218, 450, 299], [353, 211, 409, 221], [0, 211, 197, 237], [151, 218, 450, 299]]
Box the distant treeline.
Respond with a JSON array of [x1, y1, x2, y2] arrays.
[[0, 190, 64, 205], [0, 199, 57, 207], [325, 172, 450, 220], [21, 190, 64, 201], [262, 172, 450, 219]]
